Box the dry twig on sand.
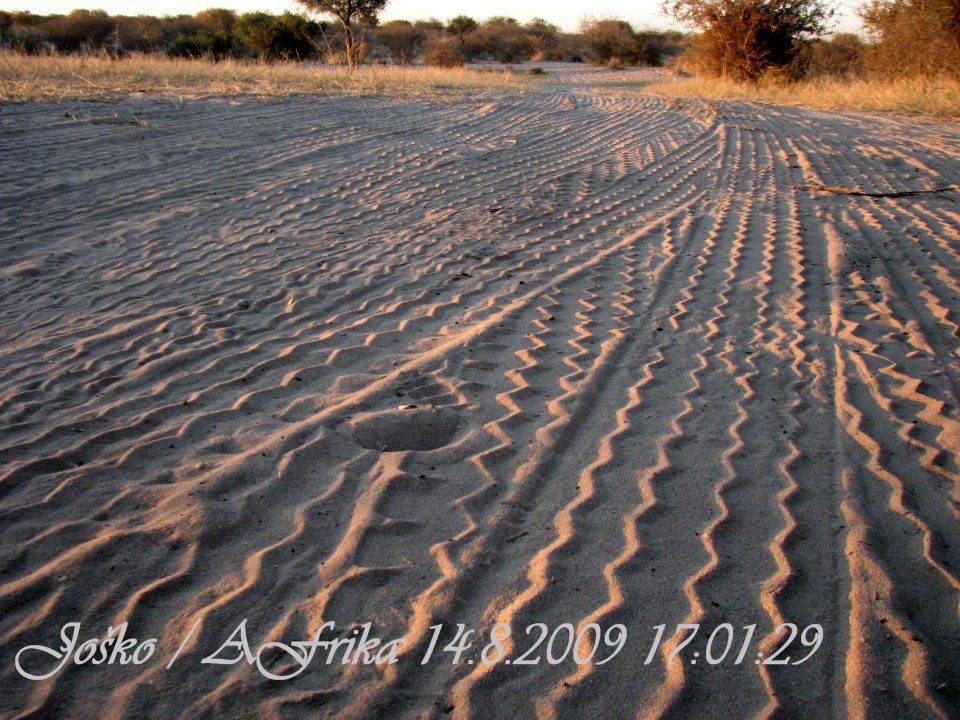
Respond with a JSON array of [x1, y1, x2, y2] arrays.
[[798, 183, 960, 198]]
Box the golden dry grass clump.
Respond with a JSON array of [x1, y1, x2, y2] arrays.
[[0, 53, 533, 102], [647, 74, 960, 117]]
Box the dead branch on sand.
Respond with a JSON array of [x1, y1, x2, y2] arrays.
[[798, 183, 960, 198]]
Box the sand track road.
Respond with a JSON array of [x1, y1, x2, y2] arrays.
[[2, 85, 960, 719]]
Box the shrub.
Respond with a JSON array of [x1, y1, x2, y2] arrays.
[[167, 31, 232, 59], [663, 0, 832, 80], [800, 33, 866, 78], [377, 20, 423, 64], [860, 0, 960, 77], [235, 11, 319, 61], [473, 17, 533, 63], [195, 8, 236, 35], [113, 15, 167, 54], [580, 18, 680, 66], [421, 36, 464, 67], [8, 26, 46, 54], [42, 9, 114, 53], [414, 18, 445, 33], [581, 18, 640, 65], [525, 18, 561, 59]]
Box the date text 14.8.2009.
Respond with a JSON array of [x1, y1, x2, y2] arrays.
[[419, 622, 823, 667]]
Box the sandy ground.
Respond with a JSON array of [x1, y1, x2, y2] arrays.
[[2, 69, 960, 719]]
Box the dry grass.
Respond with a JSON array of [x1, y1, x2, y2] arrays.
[[646, 74, 960, 118], [0, 53, 534, 102], [6, 53, 960, 119]]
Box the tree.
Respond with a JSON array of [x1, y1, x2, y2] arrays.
[[662, 0, 833, 80], [235, 12, 277, 59], [446, 15, 477, 47], [296, 0, 389, 68]]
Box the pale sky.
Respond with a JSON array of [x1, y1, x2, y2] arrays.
[[9, 0, 864, 34]]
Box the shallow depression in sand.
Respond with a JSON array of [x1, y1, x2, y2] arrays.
[[349, 406, 460, 451]]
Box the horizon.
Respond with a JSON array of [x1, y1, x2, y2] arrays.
[[4, 0, 865, 35]]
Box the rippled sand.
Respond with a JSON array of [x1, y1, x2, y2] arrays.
[[2, 70, 960, 718]]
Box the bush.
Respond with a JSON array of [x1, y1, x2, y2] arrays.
[[800, 33, 865, 78], [860, 0, 960, 77], [42, 9, 114, 53], [663, 0, 832, 80], [167, 31, 232, 59], [235, 11, 319, 61], [525, 18, 561, 60], [376, 20, 423, 64], [471, 17, 533, 63], [113, 15, 166, 54], [421, 36, 464, 67], [195, 8, 236, 35], [581, 18, 639, 65], [580, 18, 680, 66], [8, 26, 46, 54]]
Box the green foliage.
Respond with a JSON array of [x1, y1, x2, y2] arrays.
[[235, 11, 319, 61], [168, 31, 232, 59]]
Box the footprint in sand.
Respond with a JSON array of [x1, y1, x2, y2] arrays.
[[350, 406, 459, 451]]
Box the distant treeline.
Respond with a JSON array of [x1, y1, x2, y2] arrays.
[[0, 9, 687, 67], [3, 3, 955, 80]]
